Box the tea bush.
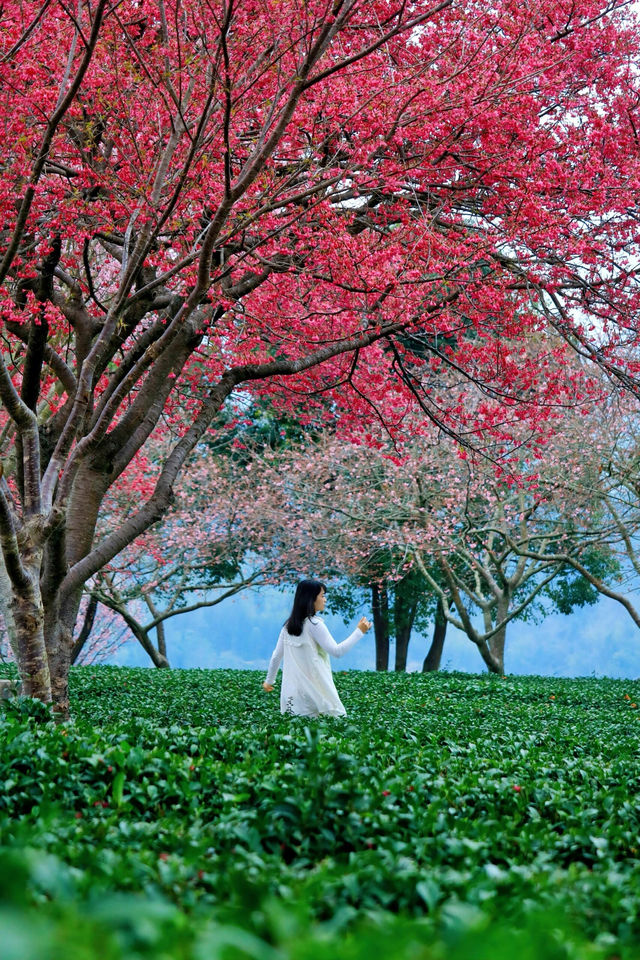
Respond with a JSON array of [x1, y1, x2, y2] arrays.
[[1, 665, 639, 958]]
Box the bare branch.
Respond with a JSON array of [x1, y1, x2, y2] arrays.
[[0, 483, 29, 591]]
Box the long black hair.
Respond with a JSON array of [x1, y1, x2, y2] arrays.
[[284, 579, 326, 636]]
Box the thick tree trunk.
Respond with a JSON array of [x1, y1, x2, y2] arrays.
[[36, 330, 201, 702], [41, 551, 84, 716], [488, 637, 505, 674], [24, 462, 112, 715], [65, 463, 112, 569], [12, 560, 51, 701], [47, 621, 73, 715], [476, 638, 503, 673], [371, 582, 390, 671], [422, 596, 447, 672], [480, 586, 511, 674]]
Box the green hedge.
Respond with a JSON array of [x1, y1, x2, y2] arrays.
[[1, 666, 639, 958]]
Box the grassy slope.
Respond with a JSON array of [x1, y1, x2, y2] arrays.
[[1, 665, 639, 959]]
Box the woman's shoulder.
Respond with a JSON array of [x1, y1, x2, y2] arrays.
[[283, 622, 312, 646]]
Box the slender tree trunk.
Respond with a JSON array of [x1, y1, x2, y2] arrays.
[[156, 618, 167, 662], [395, 628, 410, 670], [422, 596, 447, 672], [92, 598, 170, 667], [487, 597, 508, 674], [371, 582, 390, 671], [435, 555, 504, 675], [476, 638, 503, 673], [71, 593, 98, 664], [394, 578, 418, 672], [144, 594, 169, 665], [488, 632, 506, 674], [394, 589, 409, 671], [133, 623, 170, 668]]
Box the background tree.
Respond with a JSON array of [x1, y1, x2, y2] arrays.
[[504, 394, 640, 634], [326, 566, 439, 671], [78, 444, 277, 666], [237, 403, 617, 672]]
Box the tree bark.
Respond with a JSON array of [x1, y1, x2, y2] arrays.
[[47, 619, 73, 714], [12, 558, 51, 701], [156, 620, 167, 663], [37, 461, 112, 713], [71, 593, 98, 664], [144, 593, 168, 664], [476, 638, 503, 673], [487, 596, 508, 674], [371, 581, 390, 671], [394, 576, 418, 672], [0, 552, 21, 668], [422, 596, 447, 672], [132, 622, 170, 668]]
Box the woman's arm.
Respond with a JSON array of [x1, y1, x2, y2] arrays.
[[264, 630, 285, 688], [308, 619, 364, 659]]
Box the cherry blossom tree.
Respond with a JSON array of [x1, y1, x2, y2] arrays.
[[2, 0, 640, 710], [503, 393, 640, 633], [83, 568, 259, 667], [65, 404, 318, 667], [235, 401, 616, 672], [77, 445, 278, 666], [411, 487, 602, 674]]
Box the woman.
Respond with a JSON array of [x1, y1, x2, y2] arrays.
[[262, 579, 371, 717]]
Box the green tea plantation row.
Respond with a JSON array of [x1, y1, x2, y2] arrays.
[[1, 665, 639, 959]]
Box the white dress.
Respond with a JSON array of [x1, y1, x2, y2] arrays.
[[264, 616, 363, 717]]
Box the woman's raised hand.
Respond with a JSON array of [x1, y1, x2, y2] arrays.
[[357, 617, 372, 633]]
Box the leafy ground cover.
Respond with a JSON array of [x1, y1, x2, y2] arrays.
[[1, 665, 639, 959]]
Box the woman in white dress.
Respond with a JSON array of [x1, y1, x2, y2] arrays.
[[262, 579, 371, 717]]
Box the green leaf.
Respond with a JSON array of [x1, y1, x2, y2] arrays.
[[112, 770, 125, 808], [416, 879, 440, 911]]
